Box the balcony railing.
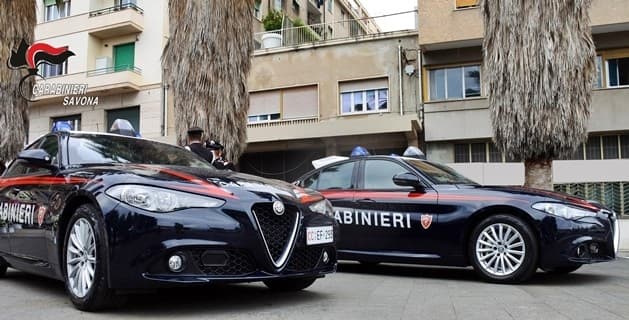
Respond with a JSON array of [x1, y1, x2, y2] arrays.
[[86, 65, 142, 77], [254, 10, 416, 50], [89, 3, 144, 17], [247, 117, 319, 128]]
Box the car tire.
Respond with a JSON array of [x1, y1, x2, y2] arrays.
[[469, 214, 538, 284], [543, 265, 582, 274], [63, 204, 123, 311], [0, 257, 8, 277], [263, 277, 317, 291]]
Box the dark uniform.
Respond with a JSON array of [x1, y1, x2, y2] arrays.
[[187, 142, 213, 163], [206, 140, 235, 170], [185, 127, 213, 163]]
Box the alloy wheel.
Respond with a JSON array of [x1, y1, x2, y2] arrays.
[[66, 218, 96, 298], [475, 223, 525, 277]]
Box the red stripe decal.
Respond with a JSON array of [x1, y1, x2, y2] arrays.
[[140, 165, 237, 199], [0, 176, 88, 188]]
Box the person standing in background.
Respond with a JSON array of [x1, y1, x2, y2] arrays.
[[185, 127, 213, 163], [206, 140, 235, 170]]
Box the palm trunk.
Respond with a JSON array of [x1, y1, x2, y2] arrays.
[[0, 2, 36, 164], [524, 159, 553, 190]]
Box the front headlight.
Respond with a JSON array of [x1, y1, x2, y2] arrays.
[[106, 184, 225, 213], [532, 202, 597, 220], [309, 199, 334, 217]]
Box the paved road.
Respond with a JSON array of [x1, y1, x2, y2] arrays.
[[1, 258, 629, 320]]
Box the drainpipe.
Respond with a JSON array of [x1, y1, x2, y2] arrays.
[[398, 44, 404, 116], [417, 48, 425, 151], [161, 82, 168, 136]]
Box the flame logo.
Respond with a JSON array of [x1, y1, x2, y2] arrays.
[[7, 39, 75, 101]]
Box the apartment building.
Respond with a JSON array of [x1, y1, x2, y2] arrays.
[[28, 0, 173, 143], [241, 26, 420, 182], [418, 0, 629, 247]]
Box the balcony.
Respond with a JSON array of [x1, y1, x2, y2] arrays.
[[31, 65, 143, 104], [247, 113, 420, 143], [35, 3, 144, 40], [254, 11, 415, 51], [88, 3, 144, 39]]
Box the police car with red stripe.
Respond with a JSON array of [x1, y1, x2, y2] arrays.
[[295, 147, 620, 283], [0, 127, 337, 311]]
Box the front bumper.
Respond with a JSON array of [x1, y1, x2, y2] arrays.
[[537, 210, 618, 269], [101, 196, 338, 289]]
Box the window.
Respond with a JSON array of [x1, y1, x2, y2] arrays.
[[302, 172, 319, 189], [5, 136, 60, 177], [274, 0, 283, 10], [594, 56, 603, 88], [454, 144, 469, 163], [585, 136, 601, 160], [52, 114, 81, 131], [317, 162, 355, 190], [39, 135, 60, 165], [292, 0, 299, 13], [107, 106, 140, 132], [363, 160, 410, 190], [429, 65, 480, 101], [621, 135, 629, 159], [44, 0, 71, 22], [115, 0, 136, 7], [602, 136, 619, 159], [455, 0, 479, 9], [327, 0, 333, 12], [607, 57, 629, 87], [248, 113, 280, 123], [38, 61, 68, 77], [254, 0, 262, 19], [340, 89, 388, 114], [454, 141, 505, 163], [488, 143, 502, 162]]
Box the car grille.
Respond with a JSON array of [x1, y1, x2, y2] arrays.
[[191, 250, 257, 276], [287, 247, 324, 271], [252, 203, 299, 266]]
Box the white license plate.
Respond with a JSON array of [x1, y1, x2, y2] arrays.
[[306, 226, 334, 245]]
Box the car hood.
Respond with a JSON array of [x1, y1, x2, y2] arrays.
[[73, 164, 322, 204]]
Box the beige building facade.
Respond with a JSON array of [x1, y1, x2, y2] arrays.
[[29, 0, 173, 144], [241, 30, 420, 181], [418, 0, 629, 248]]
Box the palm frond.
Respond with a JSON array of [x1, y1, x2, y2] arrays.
[[481, 0, 596, 161]]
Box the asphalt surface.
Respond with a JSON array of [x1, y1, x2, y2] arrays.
[[1, 258, 629, 320]]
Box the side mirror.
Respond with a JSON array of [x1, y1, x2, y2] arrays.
[[393, 172, 425, 191], [17, 149, 54, 167]]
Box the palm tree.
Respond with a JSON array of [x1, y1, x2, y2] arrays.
[[0, 1, 36, 171], [163, 0, 254, 164], [481, 0, 596, 190]]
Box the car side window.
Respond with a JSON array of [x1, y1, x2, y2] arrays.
[[363, 159, 413, 190], [301, 172, 320, 189], [2, 137, 50, 177], [316, 162, 355, 190], [38, 135, 60, 165]]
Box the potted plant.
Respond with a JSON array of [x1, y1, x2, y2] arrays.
[[261, 10, 283, 48]]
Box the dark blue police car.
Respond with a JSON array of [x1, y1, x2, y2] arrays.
[[0, 131, 337, 310], [295, 149, 619, 283]]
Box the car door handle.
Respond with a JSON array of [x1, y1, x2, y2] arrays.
[[357, 198, 376, 203]]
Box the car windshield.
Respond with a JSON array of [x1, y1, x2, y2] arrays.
[[68, 134, 212, 169], [403, 158, 477, 185]]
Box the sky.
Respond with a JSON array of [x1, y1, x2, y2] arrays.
[[359, 0, 417, 32]]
